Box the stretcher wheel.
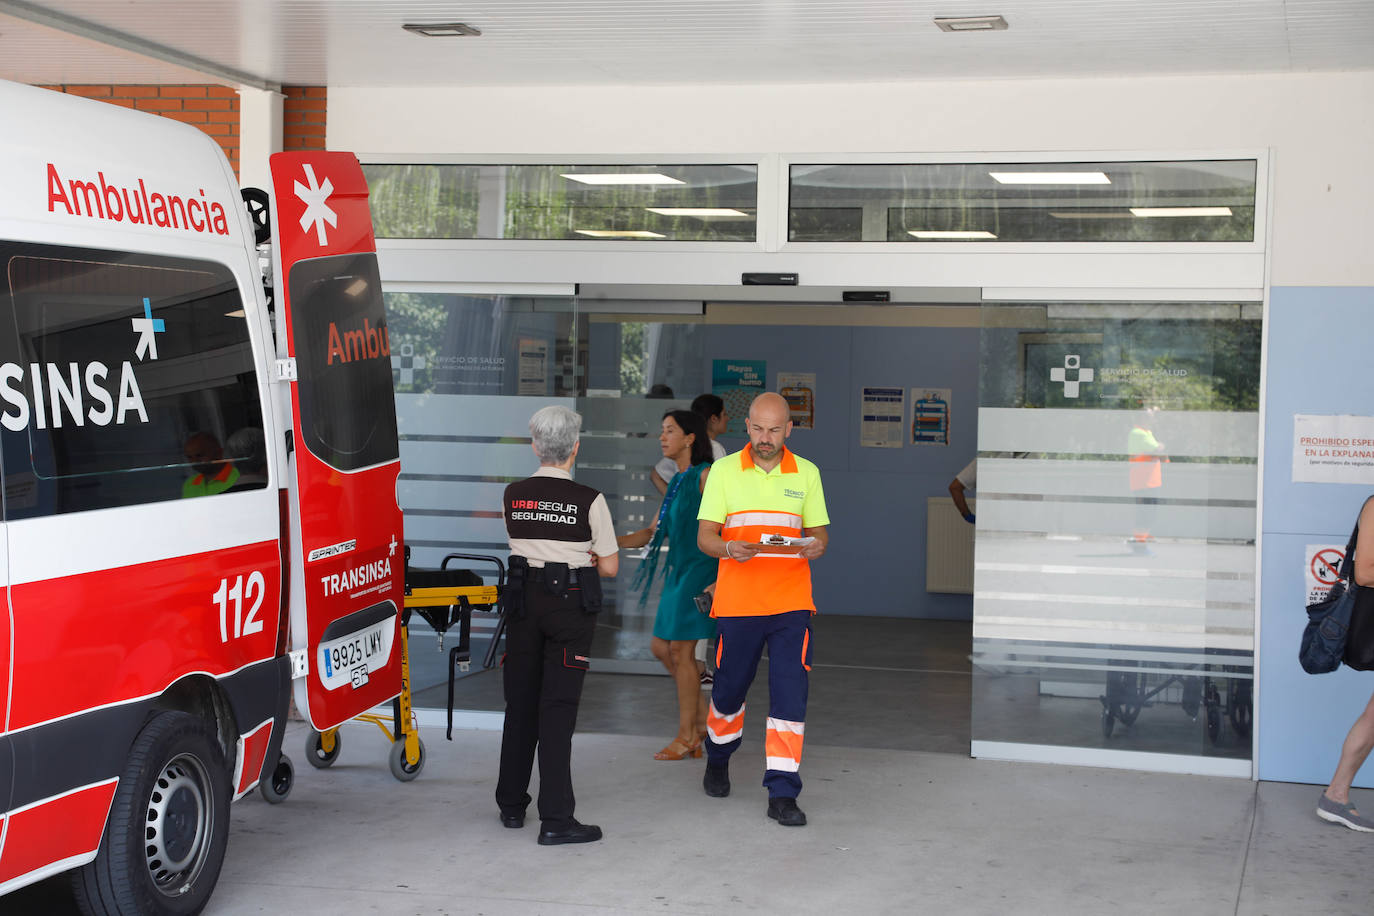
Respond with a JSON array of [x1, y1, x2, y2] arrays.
[[305, 729, 341, 768], [1206, 706, 1221, 743], [389, 737, 425, 781], [259, 753, 294, 804]]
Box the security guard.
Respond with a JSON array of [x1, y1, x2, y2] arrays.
[[696, 391, 830, 827], [496, 405, 619, 845]]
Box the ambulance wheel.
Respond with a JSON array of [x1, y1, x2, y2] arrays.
[[259, 754, 294, 804], [306, 729, 341, 768], [388, 737, 425, 781], [72, 711, 230, 916]]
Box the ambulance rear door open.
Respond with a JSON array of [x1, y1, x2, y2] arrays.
[[268, 151, 405, 732]]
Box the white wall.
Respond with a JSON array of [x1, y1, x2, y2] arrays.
[[329, 71, 1374, 287]]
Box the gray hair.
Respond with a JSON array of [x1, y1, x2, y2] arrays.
[[529, 405, 581, 464]]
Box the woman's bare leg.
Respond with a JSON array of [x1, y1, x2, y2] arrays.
[[670, 640, 701, 744], [1326, 690, 1374, 805]]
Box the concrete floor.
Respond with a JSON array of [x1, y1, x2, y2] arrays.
[[5, 617, 1371, 914]]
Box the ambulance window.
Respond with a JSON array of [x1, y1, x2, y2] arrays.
[[0, 241, 266, 519], [288, 252, 399, 472]]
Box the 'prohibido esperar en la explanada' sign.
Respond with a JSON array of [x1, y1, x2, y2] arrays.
[[1293, 414, 1374, 484]]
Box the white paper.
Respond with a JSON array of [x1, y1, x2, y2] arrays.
[[1293, 414, 1374, 484], [860, 386, 905, 448]]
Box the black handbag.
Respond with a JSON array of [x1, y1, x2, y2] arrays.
[[1300, 518, 1362, 674]]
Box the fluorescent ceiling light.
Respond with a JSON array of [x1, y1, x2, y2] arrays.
[[934, 15, 1009, 31], [402, 22, 481, 37], [574, 229, 667, 239], [1129, 206, 1233, 218], [561, 173, 684, 186], [1048, 211, 1135, 219], [645, 208, 750, 218], [989, 171, 1111, 185], [907, 230, 997, 239]]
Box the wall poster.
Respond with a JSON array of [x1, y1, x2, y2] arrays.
[[778, 372, 816, 429], [517, 337, 549, 395], [713, 359, 766, 435], [860, 386, 905, 448], [910, 387, 951, 446]]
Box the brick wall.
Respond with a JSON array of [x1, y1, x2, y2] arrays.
[[39, 84, 241, 176], [37, 84, 330, 178], [283, 87, 327, 151]]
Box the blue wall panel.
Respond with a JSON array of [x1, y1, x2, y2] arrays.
[[703, 322, 979, 619], [1259, 286, 1374, 786]]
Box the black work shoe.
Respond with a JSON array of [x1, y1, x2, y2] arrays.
[[537, 819, 603, 845], [500, 810, 525, 828], [767, 797, 807, 826], [703, 763, 730, 797]]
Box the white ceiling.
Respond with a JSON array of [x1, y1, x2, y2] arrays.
[[0, 0, 1371, 90]]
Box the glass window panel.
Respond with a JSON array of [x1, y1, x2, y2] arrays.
[[790, 161, 1257, 242], [1, 241, 264, 518], [972, 301, 1259, 764], [388, 293, 713, 714], [365, 164, 758, 241]]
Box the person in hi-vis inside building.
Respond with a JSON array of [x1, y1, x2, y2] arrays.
[[696, 392, 829, 827], [1128, 405, 1168, 554]]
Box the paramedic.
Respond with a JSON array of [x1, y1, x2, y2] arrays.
[[696, 391, 829, 827], [181, 431, 239, 497], [496, 405, 619, 846]]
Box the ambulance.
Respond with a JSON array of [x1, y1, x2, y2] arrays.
[[0, 79, 407, 914]]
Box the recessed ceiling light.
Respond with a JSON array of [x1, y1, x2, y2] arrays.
[[645, 208, 750, 218], [990, 171, 1111, 185], [1129, 206, 1233, 218], [907, 230, 998, 239], [402, 22, 481, 37], [562, 173, 684, 186], [575, 229, 667, 239], [1048, 211, 1135, 219], [934, 15, 1008, 31]]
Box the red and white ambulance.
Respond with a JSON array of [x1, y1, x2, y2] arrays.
[[0, 79, 406, 914]]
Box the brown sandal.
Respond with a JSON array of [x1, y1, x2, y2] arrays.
[[654, 738, 702, 760]]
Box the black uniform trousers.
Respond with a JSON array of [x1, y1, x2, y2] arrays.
[[495, 581, 595, 829]]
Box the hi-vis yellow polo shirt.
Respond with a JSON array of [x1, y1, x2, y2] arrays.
[[698, 444, 829, 616]]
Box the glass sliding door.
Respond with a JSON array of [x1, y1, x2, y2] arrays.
[[387, 290, 580, 713], [971, 300, 1260, 775]]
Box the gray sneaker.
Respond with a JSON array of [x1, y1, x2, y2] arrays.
[[1317, 794, 1374, 832]]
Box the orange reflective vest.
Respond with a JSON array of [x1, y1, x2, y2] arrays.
[[698, 445, 829, 617]]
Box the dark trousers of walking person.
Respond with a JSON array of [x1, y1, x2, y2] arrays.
[[495, 584, 594, 829], [705, 609, 812, 798]]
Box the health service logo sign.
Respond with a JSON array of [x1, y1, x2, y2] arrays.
[[1050, 354, 1094, 398]]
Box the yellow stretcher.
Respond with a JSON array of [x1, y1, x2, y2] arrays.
[[304, 550, 505, 780]]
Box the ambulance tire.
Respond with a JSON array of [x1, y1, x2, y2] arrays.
[[72, 711, 230, 916], [259, 754, 294, 804], [388, 737, 426, 781], [305, 729, 341, 768]]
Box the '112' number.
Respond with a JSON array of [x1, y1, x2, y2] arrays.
[[215, 572, 266, 642]]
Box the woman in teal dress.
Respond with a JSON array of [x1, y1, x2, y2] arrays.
[[618, 409, 718, 760]]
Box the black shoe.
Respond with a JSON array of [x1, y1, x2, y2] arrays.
[[767, 797, 807, 827], [703, 763, 730, 798], [537, 819, 602, 845], [500, 810, 525, 829]]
